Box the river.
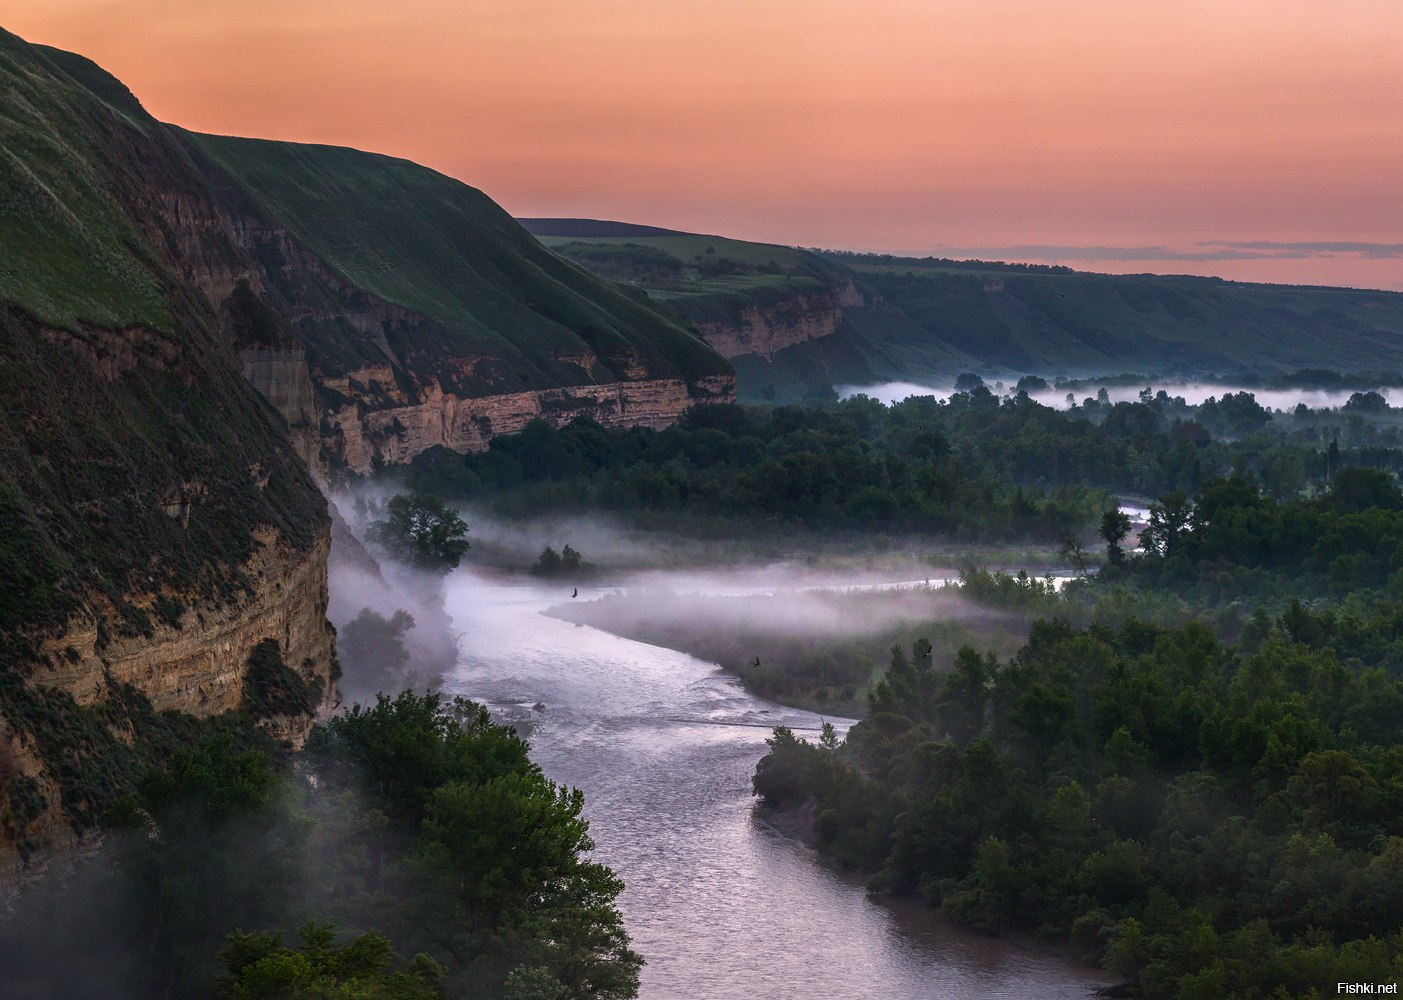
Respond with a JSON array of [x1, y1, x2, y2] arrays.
[[439, 568, 1111, 999]]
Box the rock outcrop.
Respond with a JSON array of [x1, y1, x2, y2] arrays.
[[684, 285, 852, 361], [326, 372, 734, 474], [31, 530, 334, 718]]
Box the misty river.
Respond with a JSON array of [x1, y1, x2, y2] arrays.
[[438, 568, 1111, 999]]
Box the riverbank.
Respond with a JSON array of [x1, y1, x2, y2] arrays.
[[754, 798, 1122, 996]]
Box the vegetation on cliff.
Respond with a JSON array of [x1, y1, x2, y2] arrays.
[[192, 134, 730, 393], [523, 218, 1403, 400]]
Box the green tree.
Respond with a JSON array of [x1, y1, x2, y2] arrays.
[[1100, 508, 1132, 565], [218, 923, 443, 1000], [371, 494, 470, 572], [339, 607, 415, 699]]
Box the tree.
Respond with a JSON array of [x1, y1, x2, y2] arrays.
[[370, 494, 470, 572], [338, 608, 416, 701], [1059, 530, 1090, 575], [1100, 508, 1133, 565], [531, 546, 563, 576], [218, 923, 443, 1000], [1140, 491, 1194, 557]]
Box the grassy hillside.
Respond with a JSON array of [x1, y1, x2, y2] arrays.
[[520, 218, 909, 398], [0, 29, 326, 656], [521, 219, 832, 302], [192, 139, 729, 390], [0, 35, 169, 333], [520, 216, 1403, 393], [832, 253, 1403, 378]]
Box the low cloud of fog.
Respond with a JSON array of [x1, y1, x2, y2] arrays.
[[551, 577, 1017, 644], [841, 380, 1390, 413], [328, 489, 459, 705]]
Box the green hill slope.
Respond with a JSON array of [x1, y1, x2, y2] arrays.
[[0, 28, 337, 854], [193, 139, 728, 393], [835, 254, 1403, 379], [519, 218, 928, 399], [519, 219, 1403, 396]]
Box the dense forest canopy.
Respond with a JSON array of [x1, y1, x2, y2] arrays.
[[400, 388, 1403, 545]]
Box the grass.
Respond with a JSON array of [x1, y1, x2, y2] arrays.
[[0, 31, 170, 333], [191, 134, 730, 388], [828, 252, 1403, 376]]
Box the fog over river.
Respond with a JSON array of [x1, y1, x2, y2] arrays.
[[841, 380, 1390, 412], [436, 568, 1111, 999]]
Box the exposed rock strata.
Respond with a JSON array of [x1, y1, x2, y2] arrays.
[[32, 531, 334, 719], [683, 281, 863, 361], [328, 373, 735, 474]]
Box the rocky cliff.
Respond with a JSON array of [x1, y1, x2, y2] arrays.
[[0, 31, 736, 865], [681, 282, 862, 361]]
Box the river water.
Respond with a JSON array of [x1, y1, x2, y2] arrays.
[[440, 568, 1110, 999]]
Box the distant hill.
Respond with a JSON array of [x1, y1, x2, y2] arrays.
[[832, 252, 1403, 380], [519, 218, 693, 238], [522, 220, 1403, 399]]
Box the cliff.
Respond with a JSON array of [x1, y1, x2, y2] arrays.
[[180, 133, 735, 474], [680, 284, 858, 361], [0, 31, 737, 864], [517, 220, 910, 399], [0, 34, 326, 864]]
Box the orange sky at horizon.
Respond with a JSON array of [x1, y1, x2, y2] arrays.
[[7, 0, 1403, 289]]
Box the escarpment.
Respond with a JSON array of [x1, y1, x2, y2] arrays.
[[175, 130, 735, 475], [679, 285, 854, 361], [0, 36, 323, 864], [1, 30, 737, 864]]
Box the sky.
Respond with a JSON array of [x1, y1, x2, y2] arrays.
[[8, 0, 1402, 289]]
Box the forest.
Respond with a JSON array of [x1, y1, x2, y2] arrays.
[[754, 610, 1403, 999], [398, 388, 1403, 546]]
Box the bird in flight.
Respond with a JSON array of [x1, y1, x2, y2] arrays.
[[572, 587, 578, 598]]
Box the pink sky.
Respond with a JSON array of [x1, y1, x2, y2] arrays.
[[8, 1, 1402, 288]]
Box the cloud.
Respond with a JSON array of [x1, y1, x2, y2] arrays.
[[927, 244, 1279, 262], [1206, 241, 1403, 259], [924, 241, 1403, 264]]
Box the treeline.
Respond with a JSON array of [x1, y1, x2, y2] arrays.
[[398, 392, 1403, 543], [754, 613, 1403, 998], [1101, 468, 1403, 608], [403, 402, 1111, 541], [1, 694, 639, 1000]]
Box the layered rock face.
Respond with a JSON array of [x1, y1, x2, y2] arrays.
[[686, 288, 847, 361], [31, 531, 334, 717], [0, 32, 735, 865], [0, 38, 337, 865], [327, 372, 734, 474]]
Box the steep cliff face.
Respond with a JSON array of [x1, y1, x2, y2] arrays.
[[0, 33, 336, 864], [326, 373, 734, 474], [177, 132, 735, 475], [0, 32, 738, 865], [30, 531, 334, 717], [682, 286, 851, 360]]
